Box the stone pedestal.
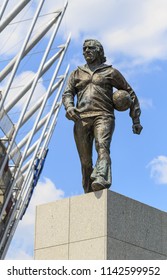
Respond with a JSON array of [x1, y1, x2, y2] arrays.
[[34, 189, 167, 259]]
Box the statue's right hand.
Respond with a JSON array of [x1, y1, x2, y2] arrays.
[[66, 107, 80, 122]]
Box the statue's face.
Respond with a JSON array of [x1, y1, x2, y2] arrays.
[[83, 41, 99, 63]]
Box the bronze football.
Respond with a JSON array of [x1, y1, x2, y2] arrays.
[[112, 90, 132, 111]]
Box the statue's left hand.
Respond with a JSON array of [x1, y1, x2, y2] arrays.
[[132, 123, 143, 134]]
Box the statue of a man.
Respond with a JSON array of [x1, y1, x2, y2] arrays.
[[62, 39, 142, 193]]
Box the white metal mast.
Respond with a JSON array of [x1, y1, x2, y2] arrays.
[[0, 0, 31, 32], [0, 0, 70, 259]]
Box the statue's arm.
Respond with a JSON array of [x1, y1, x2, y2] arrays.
[[62, 71, 80, 121], [62, 71, 76, 109], [112, 68, 143, 134]]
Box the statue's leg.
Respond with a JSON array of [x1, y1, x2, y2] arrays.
[[74, 119, 94, 193], [91, 116, 115, 191]]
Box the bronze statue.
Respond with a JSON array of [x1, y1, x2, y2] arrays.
[[62, 39, 143, 193]]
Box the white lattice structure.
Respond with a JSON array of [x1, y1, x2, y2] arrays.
[[0, 0, 70, 259]]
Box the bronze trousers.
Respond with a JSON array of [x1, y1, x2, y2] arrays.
[[74, 115, 115, 193]]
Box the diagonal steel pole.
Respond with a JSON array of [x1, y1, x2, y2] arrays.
[[0, 12, 61, 81], [0, 0, 45, 110], [5, 51, 63, 112], [0, 0, 31, 32], [0, 0, 9, 20]]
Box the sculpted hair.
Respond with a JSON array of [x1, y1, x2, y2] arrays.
[[83, 39, 106, 63]]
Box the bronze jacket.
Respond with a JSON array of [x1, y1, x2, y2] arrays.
[[62, 64, 141, 120]]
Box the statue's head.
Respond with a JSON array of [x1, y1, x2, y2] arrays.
[[83, 39, 106, 64]]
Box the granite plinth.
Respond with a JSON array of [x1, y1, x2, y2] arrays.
[[34, 189, 167, 260]]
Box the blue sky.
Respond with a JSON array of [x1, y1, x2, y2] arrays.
[[1, 0, 167, 259]]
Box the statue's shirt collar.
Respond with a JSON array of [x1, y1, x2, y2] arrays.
[[78, 63, 112, 74]]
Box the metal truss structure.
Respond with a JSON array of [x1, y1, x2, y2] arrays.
[[0, 0, 70, 259]]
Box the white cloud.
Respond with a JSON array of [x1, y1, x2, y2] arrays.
[[0, 0, 34, 57], [0, 0, 64, 57], [5, 177, 64, 259], [147, 156, 167, 184], [139, 98, 153, 109], [1, 0, 167, 64], [1, 71, 46, 112], [53, 0, 167, 63], [64, 0, 167, 63]]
